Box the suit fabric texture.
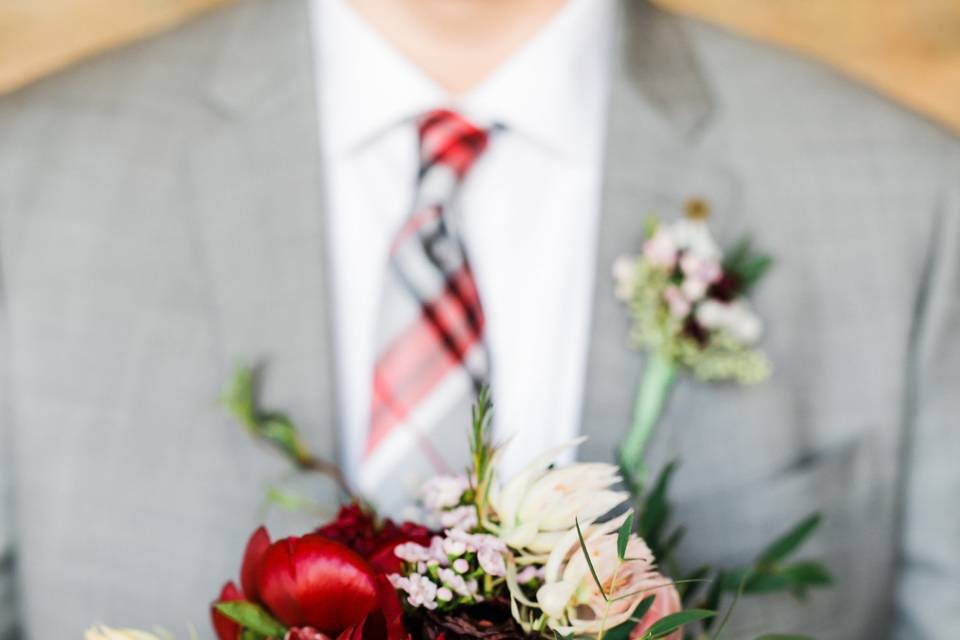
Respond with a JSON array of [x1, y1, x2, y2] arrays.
[[0, 0, 958, 638]]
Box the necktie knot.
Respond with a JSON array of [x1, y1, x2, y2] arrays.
[[418, 109, 489, 179]]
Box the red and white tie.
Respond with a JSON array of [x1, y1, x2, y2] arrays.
[[360, 110, 491, 506]]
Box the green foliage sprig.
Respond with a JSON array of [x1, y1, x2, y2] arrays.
[[222, 364, 352, 499], [625, 462, 831, 640], [469, 386, 499, 526]]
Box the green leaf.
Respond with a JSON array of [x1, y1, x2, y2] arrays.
[[617, 512, 635, 560], [222, 365, 310, 467], [222, 366, 258, 428], [659, 525, 686, 561], [738, 255, 773, 290], [721, 236, 773, 294], [575, 517, 607, 601], [781, 561, 833, 586], [757, 513, 822, 566], [699, 571, 724, 630], [643, 216, 660, 238], [631, 594, 657, 622], [643, 609, 715, 639], [678, 565, 709, 604], [723, 561, 832, 598], [215, 601, 287, 637], [637, 461, 678, 556], [264, 486, 324, 513]]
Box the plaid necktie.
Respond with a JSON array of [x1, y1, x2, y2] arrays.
[[360, 110, 491, 507]]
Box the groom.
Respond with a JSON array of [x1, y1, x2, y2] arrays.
[[0, 0, 957, 638]]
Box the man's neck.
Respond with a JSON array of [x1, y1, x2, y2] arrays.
[[348, 0, 567, 95]]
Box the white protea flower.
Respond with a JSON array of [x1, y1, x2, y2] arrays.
[[535, 514, 672, 636], [491, 439, 628, 555], [85, 627, 166, 640]]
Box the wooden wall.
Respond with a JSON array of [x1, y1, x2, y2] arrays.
[[1, 0, 958, 133]]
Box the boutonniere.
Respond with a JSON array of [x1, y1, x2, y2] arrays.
[[613, 200, 773, 483]]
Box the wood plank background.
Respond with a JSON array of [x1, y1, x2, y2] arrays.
[[0, 0, 958, 134]]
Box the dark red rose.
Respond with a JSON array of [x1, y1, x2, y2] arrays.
[[211, 581, 245, 640], [316, 504, 432, 574]]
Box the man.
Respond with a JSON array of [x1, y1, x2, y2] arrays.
[[0, 0, 957, 638]]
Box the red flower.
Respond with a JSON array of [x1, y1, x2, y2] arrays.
[[211, 581, 245, 640], [316, 504, 432, 574], [285, 628, 332, 640], [257, 533, 380, 631], [241, 525, 271, 602], [216, 526, 408, 640]]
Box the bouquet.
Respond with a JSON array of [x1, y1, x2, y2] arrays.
[[87, 207, 831, 640], [89, 393, 829, 640]]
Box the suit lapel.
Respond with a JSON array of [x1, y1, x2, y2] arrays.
[[580, 0, 739, 462], [190, 0, 340, 469]]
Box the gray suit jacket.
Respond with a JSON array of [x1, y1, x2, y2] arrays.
[[0, 1, 957, 638]]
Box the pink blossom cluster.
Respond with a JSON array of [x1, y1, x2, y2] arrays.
[[390, 527, 508, 610]]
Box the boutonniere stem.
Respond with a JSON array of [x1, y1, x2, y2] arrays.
[[621, 351, 677, 477]]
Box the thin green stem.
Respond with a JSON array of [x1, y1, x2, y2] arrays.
[[712, 570, 751, 639]]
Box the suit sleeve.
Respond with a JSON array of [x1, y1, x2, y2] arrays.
[[894, 145, 960, 639], [0, 100, 20, 639], [0, 249, 17, 640]]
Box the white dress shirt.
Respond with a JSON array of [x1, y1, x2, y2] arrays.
[[310, 0, 616, 486]]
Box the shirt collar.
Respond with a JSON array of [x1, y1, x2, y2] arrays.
[[462, 0, 616, 160], [313, 0, 445, 155], [313, 0, 616, 160]]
